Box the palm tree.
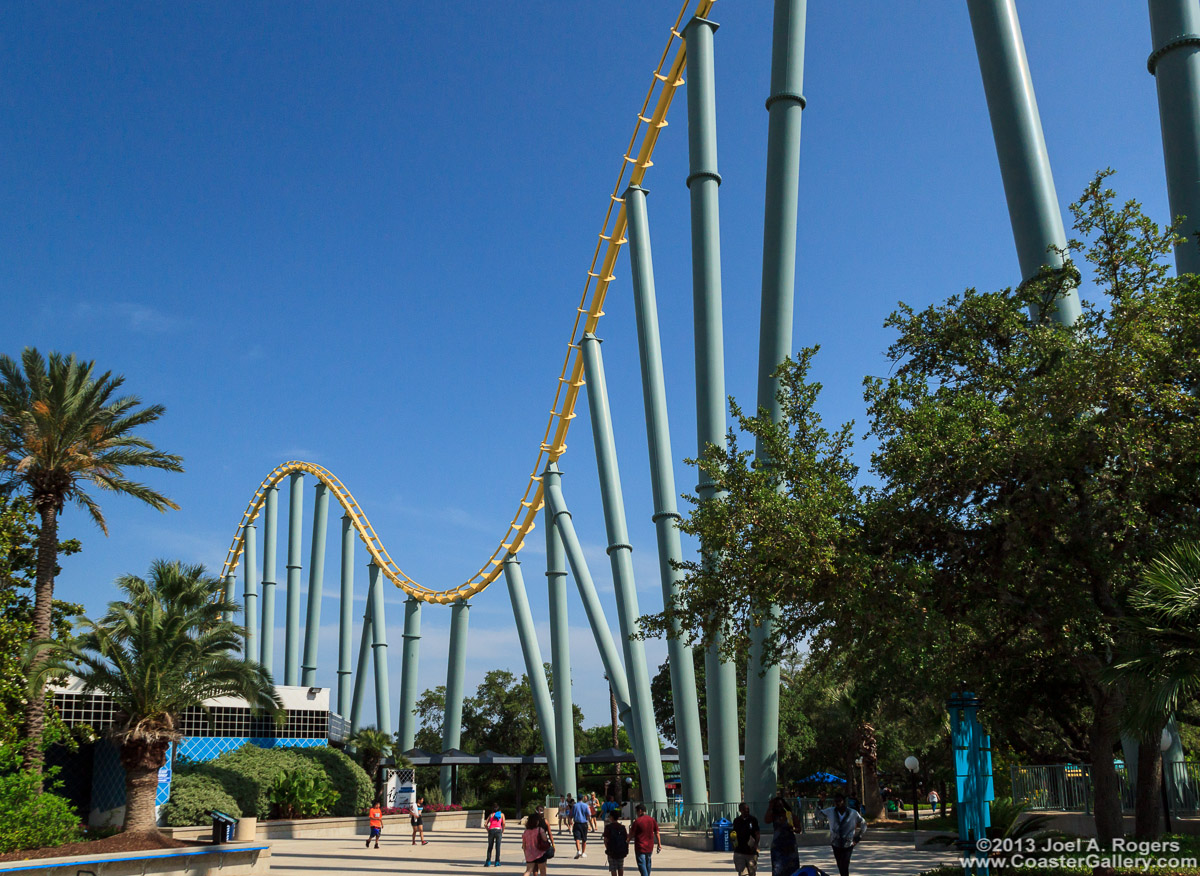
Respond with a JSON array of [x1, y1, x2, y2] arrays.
[[1110, 542, 1200, 838], [348, 726, 396, 796], [0, 348, 183, 774], [36, 560, 280, 833]]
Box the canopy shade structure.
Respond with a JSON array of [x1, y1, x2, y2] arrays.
[[796, 772, 847, 784]]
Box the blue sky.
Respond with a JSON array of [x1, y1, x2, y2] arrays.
[[0, 1, 1172, 732]]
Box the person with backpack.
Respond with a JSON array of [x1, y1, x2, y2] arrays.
[[484, 804, 505, 867], [523, 813, 552, 875], [602, 809, 629, 876]]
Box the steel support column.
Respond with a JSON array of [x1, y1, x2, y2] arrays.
[[223, 574, 235, 609], [337, 514, 354, 716], [368, 562, 392, 735], [579, 333, 667, 807], [1148, 0, 1200, 275], [242, 524, 259, 664], [441, 600, 470, 802], [504, 554, 560, 791], [260, 485, 279, 673], [284, 472, 304, 685], [349, 586, 374, 734], [967, 0, 1080, 324], [684, 13, 741, 804], [746, 0, 808, 812], [624, 183, 708, 805], [302, 483, 330, 686], [396, 595, 422, 753], [542, 463, 644, 782], [545, 504, 576, 797]]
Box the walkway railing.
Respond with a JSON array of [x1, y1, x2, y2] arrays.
[[1012, 762, 1200, 814]]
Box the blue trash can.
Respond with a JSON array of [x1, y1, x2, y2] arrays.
[[711, 817, 733, 852]]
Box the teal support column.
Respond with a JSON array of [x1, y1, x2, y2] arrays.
[[396, 596, 422, 752], [579, 333, 667, 807], [441, 600, 470, 802], [542, 464, 644, 782], [624, 183, 708, 805], [1148, 0, 1200, 275], [349, 588, 374, 734], [337, 514, 354, 716], [243, 524, 259, 665], [368, 563, 392, 736], [302, 483, 330, 686], [545, 505, 576, 797], [284, 472, 304, 685], [223, 574, 235, 614], [746, 0, 808, 812], [684, 13, 741, 805], [967, 0, 1080, 325], [260, 485, 279, 674], [504, 555, 560, 790]]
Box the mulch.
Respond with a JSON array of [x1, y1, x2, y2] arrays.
[[0, 830, 206, 863]]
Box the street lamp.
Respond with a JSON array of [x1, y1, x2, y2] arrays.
[[905, 756, 920, 831], [854, 757, 864, 803], [1160, 727, 1174, 834]]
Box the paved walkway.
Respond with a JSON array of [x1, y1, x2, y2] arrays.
[[266, 825, 953, 874]]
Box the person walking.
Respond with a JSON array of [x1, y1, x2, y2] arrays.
[[522, 813, 552, 876], [366, 800, 383, 849], [410, 796, 429, 845], [628, 803, 661, 876], [602, 794, 619, 822], [602, 809, 629, 876], [485, 804, 505, 867], [571, 792, 592, 858], [769, 814, 799, 876], [558, 797, 571, 835], [732, 801, 760, 875], [820, 792, 867, 876], [589, 792, 600, 831]]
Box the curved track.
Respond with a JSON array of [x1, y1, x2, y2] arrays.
[[220, 0, 715, 603]]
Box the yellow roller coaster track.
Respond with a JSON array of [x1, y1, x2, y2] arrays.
[[220, 0, 715, 604]]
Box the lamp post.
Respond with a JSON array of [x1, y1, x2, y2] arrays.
[[905, 756, 920, 832], [855, 757, 864, 804], [1160, 727, 1174, 835]]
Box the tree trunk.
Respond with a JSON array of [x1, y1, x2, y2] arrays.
[[857, 722, 885, 819], [1134, 735, 1163, 840], [1089, 686, 1125, 845], [121, 738, 171, 833], [22, 503, 60, 777]]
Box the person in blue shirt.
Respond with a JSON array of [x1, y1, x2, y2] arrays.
[[571, 793, 592, 858]]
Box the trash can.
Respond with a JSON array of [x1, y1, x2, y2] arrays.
[[711, 817, 733, 852], [210, 810, 238, 844]]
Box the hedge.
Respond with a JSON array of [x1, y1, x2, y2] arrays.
[[162, 773, 241, 827], [171, 744, 371, 823]]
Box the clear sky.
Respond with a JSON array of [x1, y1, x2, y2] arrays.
[[0, 1, 1173, 734]]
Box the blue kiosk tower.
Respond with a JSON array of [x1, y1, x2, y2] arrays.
[[949, 690, 993, 875]]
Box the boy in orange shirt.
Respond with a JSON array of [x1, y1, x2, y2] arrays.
[[367, 801, 383, 849]]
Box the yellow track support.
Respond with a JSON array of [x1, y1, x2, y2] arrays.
[[220, 0, 716, 603]]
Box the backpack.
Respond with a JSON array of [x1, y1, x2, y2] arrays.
[[605, 823, 629, 858]]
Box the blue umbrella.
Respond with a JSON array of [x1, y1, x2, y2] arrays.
[[795, 772, 846, 784]]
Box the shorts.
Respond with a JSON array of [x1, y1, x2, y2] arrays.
[[411, 817, 423, 827], [573, 822, 589, 842], [369, 826, 382, 839], [733, 851, 758, 874], [608, 855, 627, 869]]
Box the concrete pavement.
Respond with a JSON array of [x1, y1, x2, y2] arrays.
[[265, 824, 953, 874]]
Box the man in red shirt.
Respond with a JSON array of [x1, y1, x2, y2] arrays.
[[627, 804, 661, 876]]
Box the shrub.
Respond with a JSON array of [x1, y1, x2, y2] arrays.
[[292, 746, 371, 816], [0, 760, 81, 853], [173, 743, 373, 820], [162, 773, 241, 827], [422, 784, 445, 806], [271, 769, 337, 819]]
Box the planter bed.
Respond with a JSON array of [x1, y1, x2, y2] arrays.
[[0, 841, 269, 876], [162, 808, 480, 841]]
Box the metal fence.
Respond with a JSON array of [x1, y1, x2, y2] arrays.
[[1012, 762, 1200, 815]]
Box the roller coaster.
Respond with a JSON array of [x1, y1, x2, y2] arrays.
[[214, 0, 1200, 812]]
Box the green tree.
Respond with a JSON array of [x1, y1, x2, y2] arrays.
[[863, 173, 1200, 843], [348, 726, 397, 796], [37, 560, 281, 833], [0, 349, 183, 774]]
